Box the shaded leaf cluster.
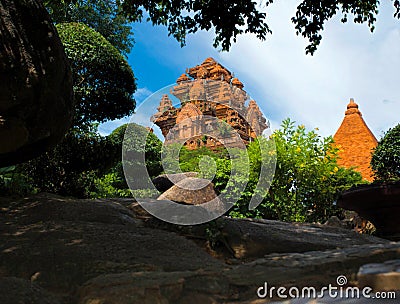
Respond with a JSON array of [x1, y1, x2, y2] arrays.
[[371, 123, 400, 181], [45, 0, 133, 55], [56, 22, 136, 130]]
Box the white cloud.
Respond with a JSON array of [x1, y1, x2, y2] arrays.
[[97, 117, 131, 136], [206, 0, 400, 139], [134, 87, 153, 103], [124, 1, 399, 141]]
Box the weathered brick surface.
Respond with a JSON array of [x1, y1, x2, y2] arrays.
[[334, 99, 378, 182], [152, 57, 268, 149]]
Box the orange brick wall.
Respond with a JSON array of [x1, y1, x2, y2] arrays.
[[333, 99, 378, 182]]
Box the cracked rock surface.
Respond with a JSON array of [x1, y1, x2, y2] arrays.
[[0, 193, 399, 303]]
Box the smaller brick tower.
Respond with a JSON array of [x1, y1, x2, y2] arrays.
[[333, 98, 378, 182]]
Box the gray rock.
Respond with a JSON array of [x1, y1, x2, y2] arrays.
[[0, 194, 223, 297], [1, 194, 399, 303], [0, 277, 62, 304], [152, 172, 198, 192], [157, 177, 220, 205], [358, 259, 400, 291], [220, 217, 390, 259], [78, 271, 230, 304], [324, 216, 348, 229]]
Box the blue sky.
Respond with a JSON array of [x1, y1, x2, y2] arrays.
[[99, 0, 400, 140]]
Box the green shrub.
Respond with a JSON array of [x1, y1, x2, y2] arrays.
[[177, 146, 228, 173], [260, 119, 363, 222], [215, 119, 363, 223], [0, 166, 34, 196], [109, 123, 163, 179], [88, 123, 163, 198], [19, 129, 119, 198], [130, 188, 159, 199], [90, 172, 131, 198], [91, 172, 159, 199], [159, 119, 362, 222], [371, 124, 400, 181], [18, 122, 162, 199], [160, 119, 362, 223], [16, 23, 137, 198]]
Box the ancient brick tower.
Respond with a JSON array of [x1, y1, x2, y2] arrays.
[[151, 58, 268, 149], [334, 99, 378, 181]]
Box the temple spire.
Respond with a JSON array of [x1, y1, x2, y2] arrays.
[[345, 98, 361, 116], [334, 98, 377, 181]]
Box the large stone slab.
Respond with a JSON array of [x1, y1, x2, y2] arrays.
[[0, 194, 223, 295], [219, 217, 389, 259], [0, 277, 62, 304], [0, 194, 399, 303], [78, 243, 400, 304], [358, 259, 400, 291], [0, 0, 73, 166]]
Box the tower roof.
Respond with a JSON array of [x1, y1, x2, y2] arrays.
[[187, 57, 232, 82], [333, 98, 378, 181], [232, 78, 244, 89], [176, 73, 190, 83]]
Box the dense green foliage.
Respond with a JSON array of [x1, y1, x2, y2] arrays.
[[19, 128, 120, 197], [178, 146, 228, 173], [371, 123, 400, 181], [176, 119, 363, 223], [17, 122, 163, 199], [13, 21, 137, 198], [14, 22, 137, 198], [56, 23, 136, 130], [110, 123, 163, 180], [0, 166, 33, 196], [90, 123, 163, 198], [45, 0, 133, 55], [254, 119, 363, 222]]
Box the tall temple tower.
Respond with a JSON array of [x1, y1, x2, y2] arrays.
[[151, 58, 268, 149], [334, 99, 378, 181]]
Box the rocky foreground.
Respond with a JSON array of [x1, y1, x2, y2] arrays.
[[0, 193, 399, 303]]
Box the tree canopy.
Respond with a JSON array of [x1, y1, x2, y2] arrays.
[[56, 22, 136, 130], [44, 1, 399, 54], [109, 123, 163, 179], [45, 0, 133, 55], [119, 0, 399, 54]]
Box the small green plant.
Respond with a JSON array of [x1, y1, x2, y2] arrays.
[[91, 172, 159, 199], [215, 119, 363, 223], [204, 219, 228, 250], [162, 144, 228, 174], [130, 188, 159, 199]]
